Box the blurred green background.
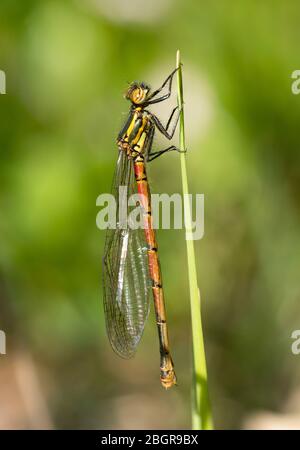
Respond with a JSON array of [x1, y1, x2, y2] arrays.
[[1, 0, 300, 430]]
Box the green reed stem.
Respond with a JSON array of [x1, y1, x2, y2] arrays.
[[176, 50, 213, 430]]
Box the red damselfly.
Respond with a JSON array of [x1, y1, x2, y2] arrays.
[[103, 66, 184, 389]]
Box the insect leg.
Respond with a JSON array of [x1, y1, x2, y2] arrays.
[[147, 145, 186, 162], [151, 109, 181, 140], [146, 66, 181, 105], [165, 105, 180, 131]]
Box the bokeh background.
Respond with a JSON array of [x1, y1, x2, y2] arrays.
[[1, 0, 300, 430]]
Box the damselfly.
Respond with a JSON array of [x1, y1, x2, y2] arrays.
[[103, 66, 184, 389]]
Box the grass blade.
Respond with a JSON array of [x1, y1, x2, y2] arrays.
[[176, 50, 213, 430]]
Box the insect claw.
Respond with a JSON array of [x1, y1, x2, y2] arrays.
[[176, 147, 187, 154]]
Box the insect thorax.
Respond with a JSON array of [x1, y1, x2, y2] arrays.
[[117, 108, 152, 159]]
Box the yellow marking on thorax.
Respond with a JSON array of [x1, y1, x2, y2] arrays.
[[124, 108, 142, 142], [131, 116, 148, 146], [136, 130, 147, 151]]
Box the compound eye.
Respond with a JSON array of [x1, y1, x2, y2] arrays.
[[131, 87, 146, 104]]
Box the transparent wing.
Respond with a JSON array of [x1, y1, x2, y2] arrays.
[[103, 150, 151, 358]]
